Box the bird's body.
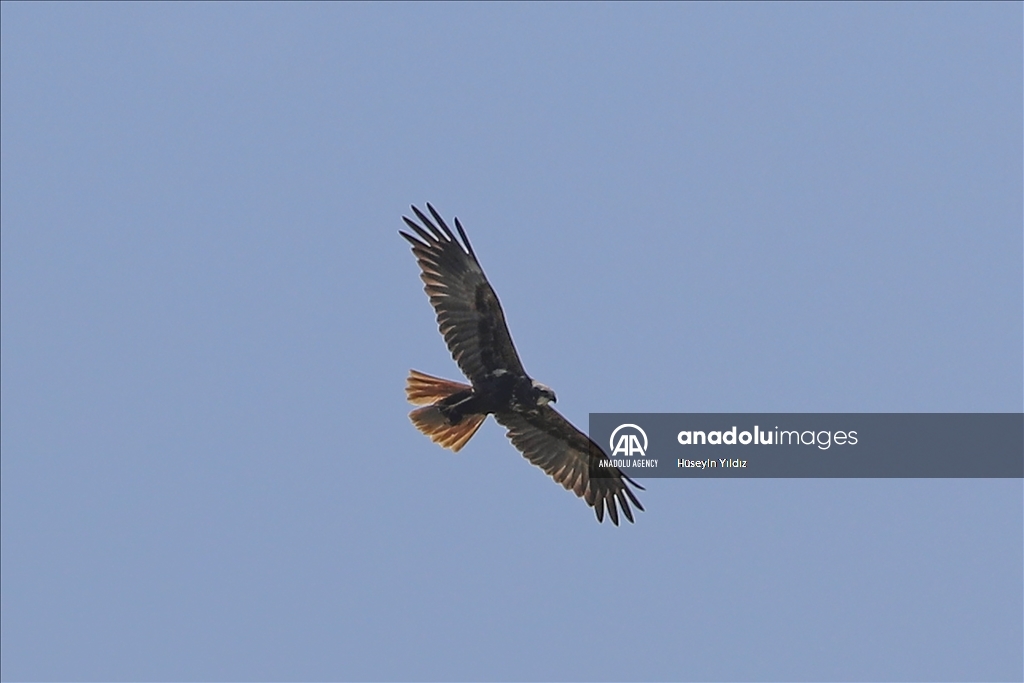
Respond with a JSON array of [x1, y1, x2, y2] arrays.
[[401, 204, 643, 524]]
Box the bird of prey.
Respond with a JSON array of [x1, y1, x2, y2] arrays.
[[401, 204, 644, 525]]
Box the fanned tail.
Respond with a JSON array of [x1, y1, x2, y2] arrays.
[[406, 370, 485, 452], [406, 369, 471, 405]]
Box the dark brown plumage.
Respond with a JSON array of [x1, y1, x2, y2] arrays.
[[401, 204, 644, 524]]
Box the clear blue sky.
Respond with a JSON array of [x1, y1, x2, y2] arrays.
[[2, 3, 1021, 681]]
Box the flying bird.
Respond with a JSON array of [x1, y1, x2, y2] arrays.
[[401, 204, 644, 524]]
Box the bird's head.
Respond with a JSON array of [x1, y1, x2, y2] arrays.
[[531, 380, 557, 406]]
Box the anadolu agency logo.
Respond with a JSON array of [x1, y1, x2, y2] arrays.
[[598, 424, 658, 470], [610, 424, 648, 457]]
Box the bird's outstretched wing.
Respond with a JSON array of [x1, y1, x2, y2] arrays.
[[400, 204, 526, 384], [494, 407, 645, 525]]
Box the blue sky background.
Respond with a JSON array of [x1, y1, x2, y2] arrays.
[[2, 3, 1021, 681]]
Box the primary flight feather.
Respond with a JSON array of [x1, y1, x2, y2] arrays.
[[401, 204, 644, 525]]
